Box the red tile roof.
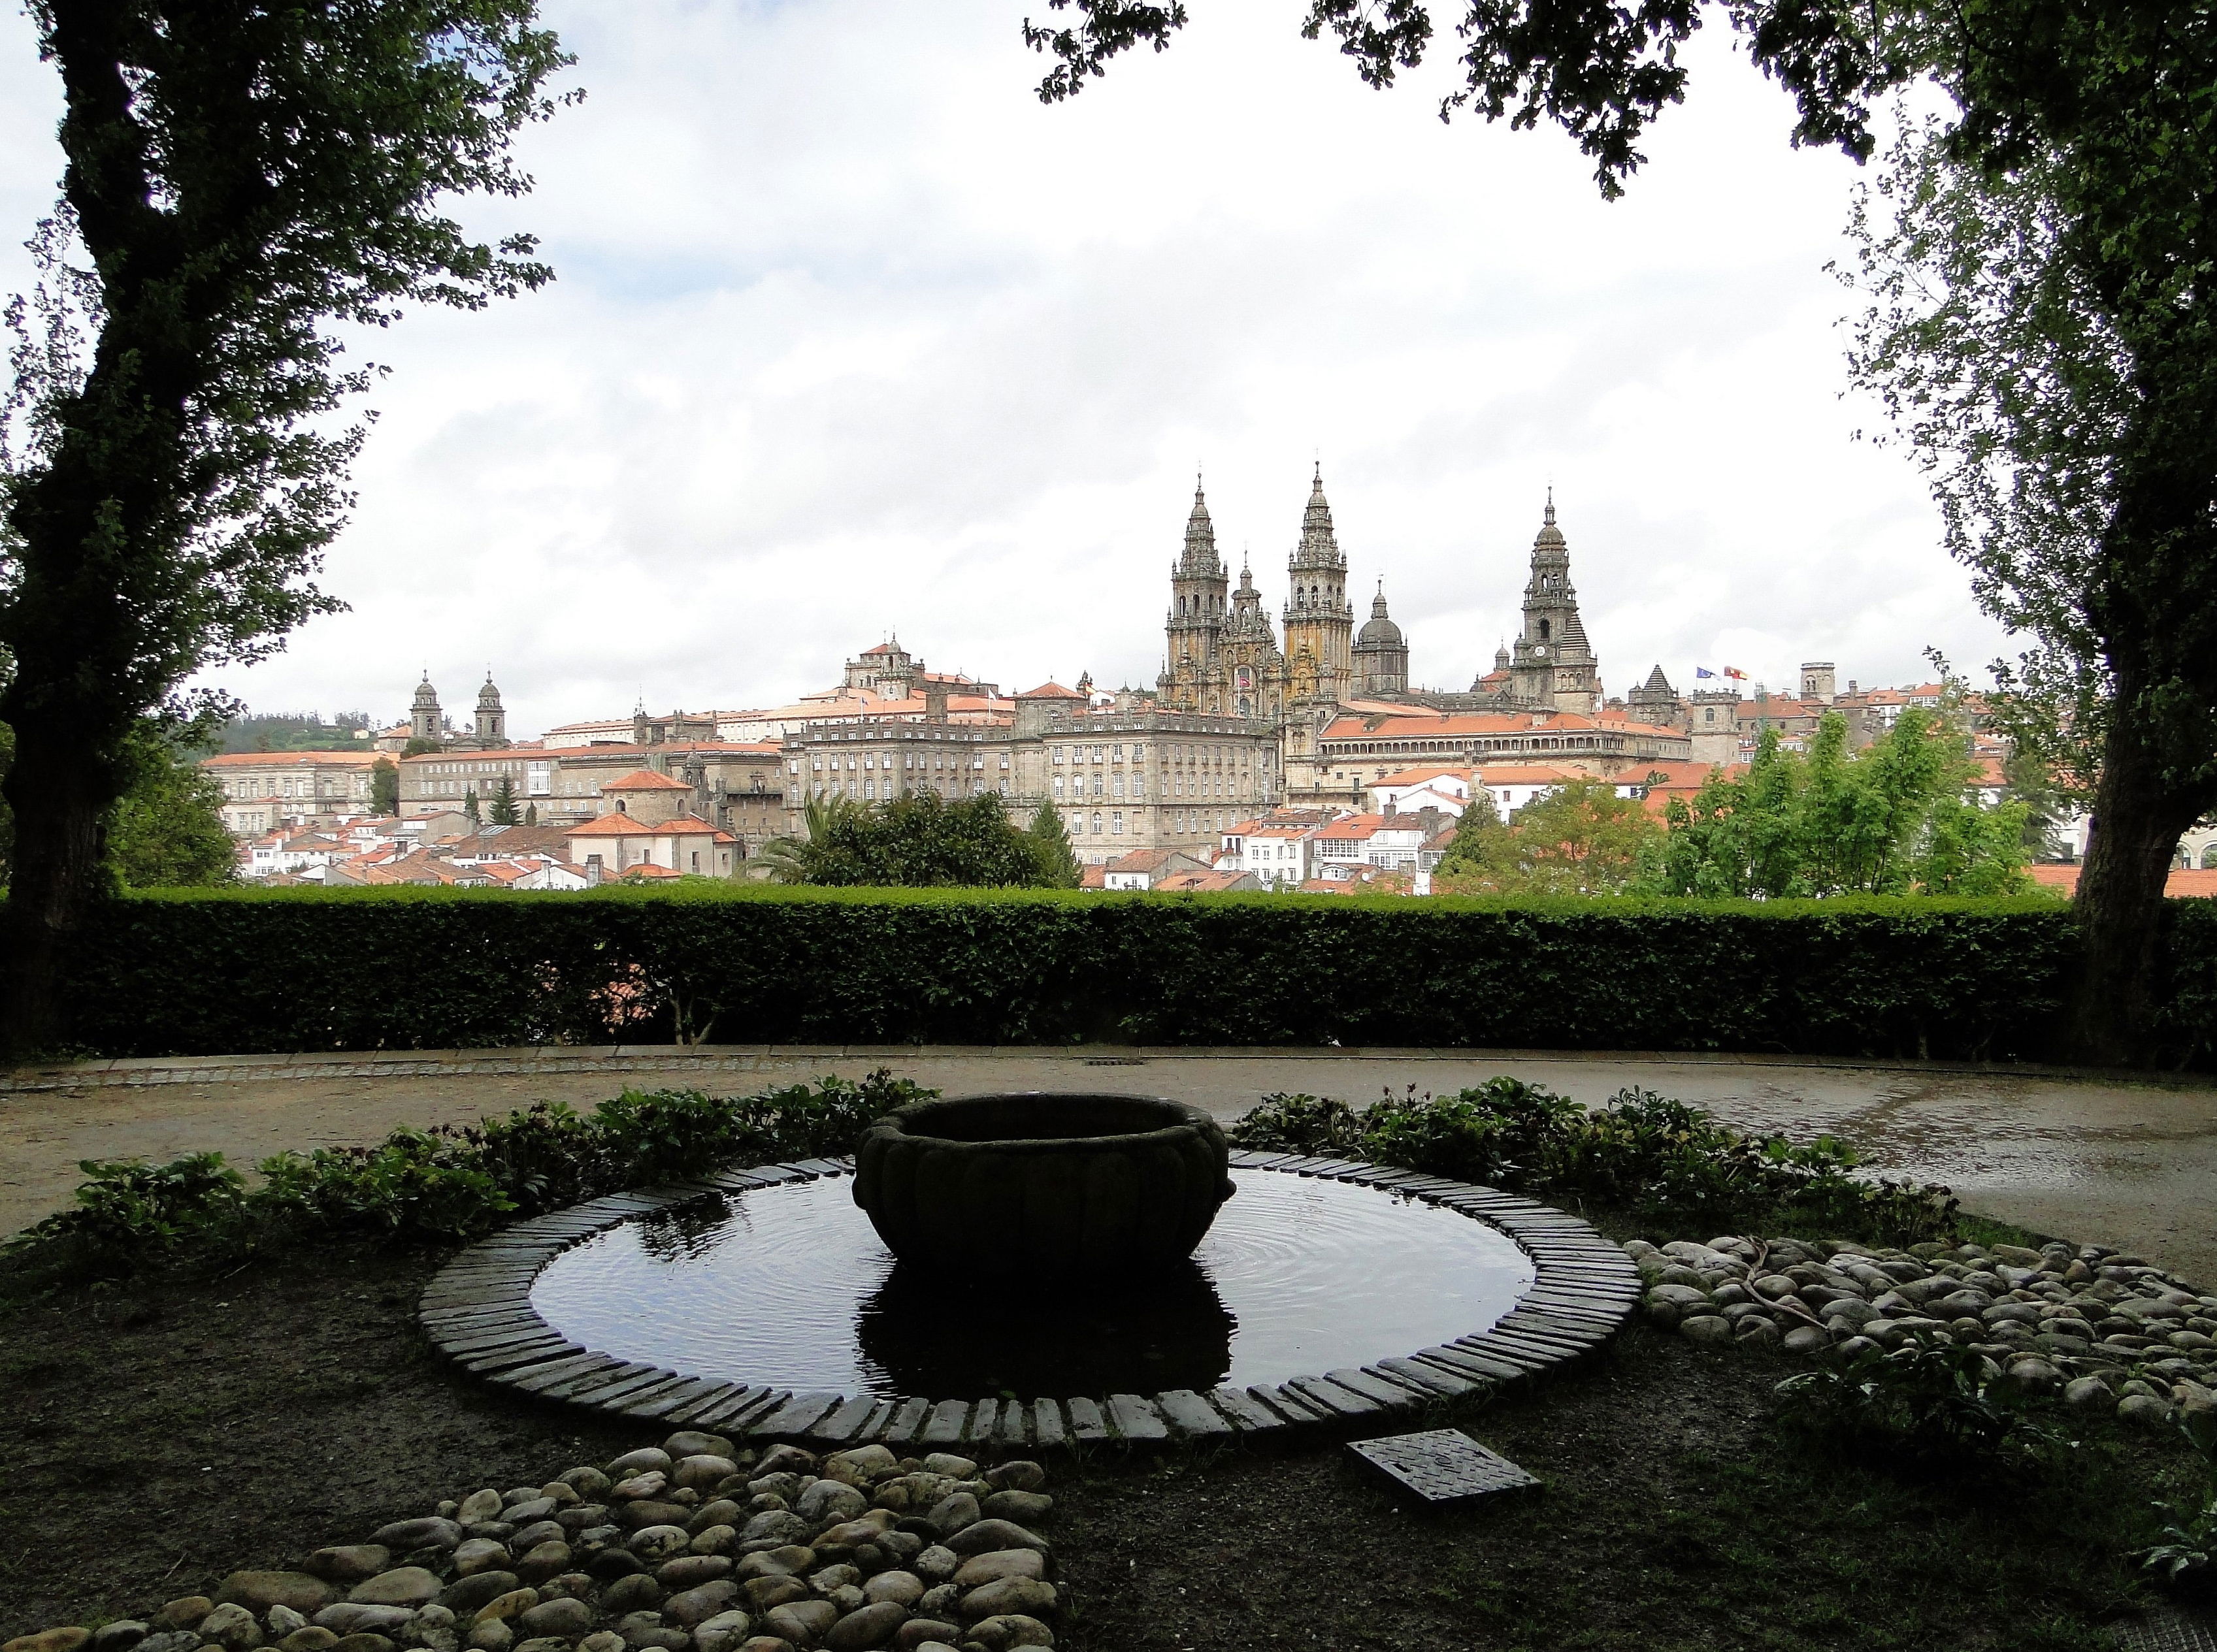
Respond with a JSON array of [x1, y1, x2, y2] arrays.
[[602, 768, 692, 792], [2026, 865, 2217, 898]]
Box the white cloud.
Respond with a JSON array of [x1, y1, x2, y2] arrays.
[[0, 0, 2014, 733]]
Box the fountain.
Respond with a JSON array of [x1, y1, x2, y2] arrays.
[[850, 1092, 1236, 1276], [423, 1090, 1641, 1442]]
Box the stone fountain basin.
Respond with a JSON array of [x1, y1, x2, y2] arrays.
[[851, 1091, 1236, 1276]]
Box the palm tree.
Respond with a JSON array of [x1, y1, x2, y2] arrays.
[[747, 794, 853, 883]]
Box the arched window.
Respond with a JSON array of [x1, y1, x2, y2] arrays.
[[2203, 845, 2217, 869], [1539, 619, 1552, 641]]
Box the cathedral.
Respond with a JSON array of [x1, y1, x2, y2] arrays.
[[1156, 470, 1605, 760]]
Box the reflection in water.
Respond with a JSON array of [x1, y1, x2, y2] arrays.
[[529, 1169, 1534, 1397], [855, 1256, 1236, 1396]]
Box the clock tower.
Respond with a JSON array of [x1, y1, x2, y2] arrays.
[[1509, 493, 1600, 714]]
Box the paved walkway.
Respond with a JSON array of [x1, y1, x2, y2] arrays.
[[5, 1045, 2215, 1282]]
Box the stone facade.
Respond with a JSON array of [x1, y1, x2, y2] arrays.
[[408, 673, 512, 751]]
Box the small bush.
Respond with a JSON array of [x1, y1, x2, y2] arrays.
[[2141, 1410, 2217, 1597], [1230, 1078, 1959, 1243], [4, 1069, 932, 1274], [1777, 1334, 2065, 1466]]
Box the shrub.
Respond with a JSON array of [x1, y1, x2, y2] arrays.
[[1777, 1335, 2064, 1465], [38, 884, 2182, 1066], [3, 1069, 932, 1274], [1230, 1079, 1960, 1243]]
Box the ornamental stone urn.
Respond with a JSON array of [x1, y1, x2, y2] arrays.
[[851, 1092, 1236, 1277]]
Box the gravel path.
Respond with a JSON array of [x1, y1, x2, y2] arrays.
[[6, 1045, 2215, 1280]]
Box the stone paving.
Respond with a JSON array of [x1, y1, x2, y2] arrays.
[[5, 1045, 2216, 1282]]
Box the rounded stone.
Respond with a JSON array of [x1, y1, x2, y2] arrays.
[[220, 1575, 335, 1616], [329, 1637, 397, 1652], [964, 1617, 1054, 1651], [5, 1632, 91, 1652], [2120, 1392, 2175, 1426], [797, 1482, 868, 1526], [195, 1606, 261, 1652], [2063, 1376, 2114, 1411], [851, 1093, 1235, 1278], [515, 1600, 595, 1642], [91, 1624, 148, 1652], [161, 1603, 214, 1630], [1678, 1315, 1734, 1347], [893, 1627, 961, 1652], [1781, 1326, 1831, 1355], [453, 1543, 513, 1579], [672, 1458, 739, 1495], [689, 1614, 752, 1652], [957, 1578, 1055, 1620], [859, 1574, 923, 1610], [465, 1626, 511, 1652], [467, 1593, 540, 1629], [980, 1465, 1043, 1496], [370, 1520, 464, 1554], [943, 1523, 1045, 1559], [349, 1572, 444, 1610], [278, 1632, 337, 1652], [607, 1449, 675, 1480], [951, 1553, 1042, 1591], [516, 1544, 572, 1587], [663, 1583, 742, 1630], [825, 1604, 908, 1651], [763, 1602, 837, 1647], [659, 1559, 734, 1593], [459, 1492, 506, 1524], [600, 1577, 663, 1617]]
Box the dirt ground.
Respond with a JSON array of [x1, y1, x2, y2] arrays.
[[0, 1240, 2184, 1652], [7, 1045, 2217, 1280]]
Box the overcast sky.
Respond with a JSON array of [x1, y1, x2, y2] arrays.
[[0, 0, 2016, 737]]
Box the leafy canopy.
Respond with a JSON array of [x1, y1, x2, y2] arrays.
[[757, 791, 1060, 888], [1639, 710, 2029, 898], [1435, 779, 1659, 896]]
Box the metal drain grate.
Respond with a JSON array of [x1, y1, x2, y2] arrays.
[[2114, 1607, 2217, 1652], [1348, 1429, 1540, 1505], [1083, 1057, 1147, 1065]]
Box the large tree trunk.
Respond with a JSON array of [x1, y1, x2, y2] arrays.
[[2070, 710, 2207, 1067], [0, 706, 115, 1059]]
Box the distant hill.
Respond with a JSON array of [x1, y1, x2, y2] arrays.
[[219, 713, 377, 754]]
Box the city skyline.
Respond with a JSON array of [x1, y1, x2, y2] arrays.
[[2, 0, 2020, 740]]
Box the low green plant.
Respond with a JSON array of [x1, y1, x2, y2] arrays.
[[2140, 1410, 2217, 1596], [3, 1070, 932, 1272], [1777, 1334, 2063, 1465], [1230, 1079, 1958, 1243]]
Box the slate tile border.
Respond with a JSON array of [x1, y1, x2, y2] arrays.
[[419, 1148, 1640, 1449]]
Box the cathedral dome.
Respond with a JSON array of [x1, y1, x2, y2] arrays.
[[1356, 590, 1403, 647], [478, 673, 503, 707], [412, 675, 440, 707]]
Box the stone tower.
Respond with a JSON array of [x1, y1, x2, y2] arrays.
[[475, 673, 508, 745], [1281, 464, 1353, 704], [1351, 583, 1409, 696], [1508, 493, 1600, 715], [1164, 479, 1228, 698], [1800, 661, 1837, 704], [1222, 556, 1284, 719], [410, 674, 443, 744], [1626, 663, 1683, 729]]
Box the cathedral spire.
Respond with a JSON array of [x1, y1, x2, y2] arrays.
[[1179, 478, 1223, 577]]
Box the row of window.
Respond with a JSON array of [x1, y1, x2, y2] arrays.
[[795, 753, 1006, 775], [1064, 807, 1226, 837]]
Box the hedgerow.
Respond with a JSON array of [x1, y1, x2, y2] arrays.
[[1229, 1080, 1962, 1244], [3, 1070, 932, 1275], [29, 883, 2191, 1063]]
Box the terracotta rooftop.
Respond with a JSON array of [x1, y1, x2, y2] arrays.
[[602, 768, 692, 792]]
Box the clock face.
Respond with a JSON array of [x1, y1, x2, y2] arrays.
[[1534, 645, 1548, 658]]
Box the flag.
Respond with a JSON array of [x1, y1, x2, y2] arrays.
[[1724, 666, 1748, 681], [1694, 666, 1716, 679]]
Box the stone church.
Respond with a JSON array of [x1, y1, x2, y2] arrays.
[[1155, 471, 1609, 792]]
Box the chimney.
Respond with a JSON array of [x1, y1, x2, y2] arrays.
[[925, 680, 950, 724]]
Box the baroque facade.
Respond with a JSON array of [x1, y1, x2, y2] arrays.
[[1156, 472, 1617, 804]]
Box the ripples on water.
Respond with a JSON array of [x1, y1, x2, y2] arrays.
[[531, 1168, 1535, 1397]]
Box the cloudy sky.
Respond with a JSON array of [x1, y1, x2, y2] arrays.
[[0, 0, 2015, 737]]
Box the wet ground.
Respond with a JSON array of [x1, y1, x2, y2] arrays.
[[5, 1044, 2214, 1280]]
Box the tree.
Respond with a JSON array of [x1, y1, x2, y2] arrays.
[[1030, 0, 2217, 1061], [757, 792, 1053, 888], [0, 3, 575, 1055], [1026, 799, 1082, 888], [523, 802, 538, 827], [1639, 712, 2028, 898], [489, 776, 519, 826], [369, 758, 399, 818], [106, 728, 234, 888], [1435, 780, 1658, 896], [462, 788, 481, 826]]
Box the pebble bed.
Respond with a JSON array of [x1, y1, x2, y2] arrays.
[[1631, 1233, 2217, 1421], [1, 1434, 1064, 1652]]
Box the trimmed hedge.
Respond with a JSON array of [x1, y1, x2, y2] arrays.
[[35, 883, 2208, 1065]]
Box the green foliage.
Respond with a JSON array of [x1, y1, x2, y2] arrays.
[[1230, 1080, 1959, 1243], [219, 713, 373, 753], [462, 788, 481, 826], [1778, 1335, 2064, 1466], [1640, 713, 2029, 898], [1026, 798, 1083, 888], [489, 777, 519, 826], [2139, 1410, 2217, 1595], [4, 1070, 932, 1274], [33, 883, 2172, 1063], [370, 758, 399, 818], [106, 726, 236, 888], [1436, 779, 1659, 895], [765, 790, 1057, 888]]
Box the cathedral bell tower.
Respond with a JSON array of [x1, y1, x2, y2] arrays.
[[1508, 492, 1600, 715], [1281, 464, 1353, 704], [1162, 478, 1229, 711]]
